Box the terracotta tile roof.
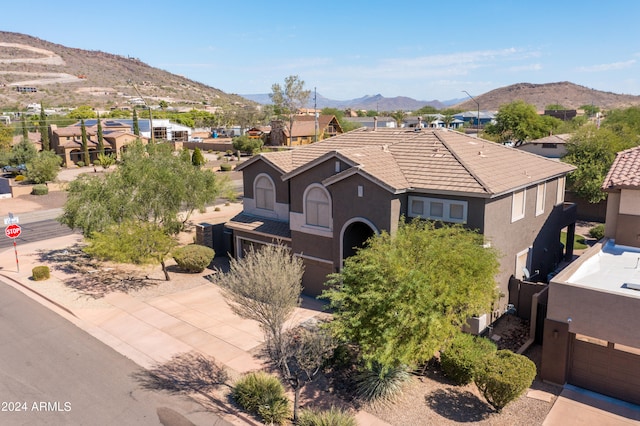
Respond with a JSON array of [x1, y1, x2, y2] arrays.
[[602, 145, 640, 190], [225, 213, 292, 239], [243, 128, 575, 196]]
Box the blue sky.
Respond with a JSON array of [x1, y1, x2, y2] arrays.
[[3, 0, 640, 102]]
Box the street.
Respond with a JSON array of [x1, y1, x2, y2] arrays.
[[0, 281, 232, 426]]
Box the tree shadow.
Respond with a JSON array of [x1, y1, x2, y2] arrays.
[[424, 388, 492, 422], [133, 352, 229, 394], [32, 243, 159, 298]]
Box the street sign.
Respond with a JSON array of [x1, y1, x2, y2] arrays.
[[3, 216, 19, 225], [5, 224, 21, 239]]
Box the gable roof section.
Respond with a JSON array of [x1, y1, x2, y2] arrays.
[[240, 128, 575, 197], [602, 145, 640, 190]]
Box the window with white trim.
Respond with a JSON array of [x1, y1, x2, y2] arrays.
[[305, 186, 331, 228], [536, 183, 546, 216], [408, 196, 467, 224], [255, 175, 275, 211], [556, 177, 565, 205], [511, 189, 526, 222]]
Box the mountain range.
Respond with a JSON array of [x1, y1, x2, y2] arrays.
[[2, 31, 640, 113]]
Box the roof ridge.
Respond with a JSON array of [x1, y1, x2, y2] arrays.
[[435, 131, 492, 194]]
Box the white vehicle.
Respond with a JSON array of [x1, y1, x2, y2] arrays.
[[190, 137, 204, 143]]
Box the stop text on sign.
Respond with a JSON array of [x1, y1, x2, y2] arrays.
[[5, 224, 21, 239]]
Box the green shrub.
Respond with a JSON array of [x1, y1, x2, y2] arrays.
[[355, 362, 411, 403], [31, 184, 49, 195], [77, 161, 85, 167], [32, 265, 50, 281], [233, 371, 290, 425], [172, 244, 215, 273], [589, 224, 605, 240], [440, 332, 497, 385], [14, 175, 25, 182], [220, 163, 233, 172], [297, 407, 357, 426], [474, 350, 537, 412], [93, 159, 101, 166]]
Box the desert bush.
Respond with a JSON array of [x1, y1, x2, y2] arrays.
[[32, 265, 50, 281], [93, 159, 101, 166], [474, 350, 537, 412], [172, 244, 214, 273], [31, 184, 49, 195], [589, 224, 605, 240], [220, 163, 233, 172], [297, 407, 357, 426], [14, 175, 25, 182], [232, 371, 290, 425], [77, 161, 85, 167], [355, 362, 411, 403], [440, 332, 497, 385]]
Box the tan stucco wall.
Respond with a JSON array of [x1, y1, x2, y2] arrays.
[[547, 280, 640, 348]]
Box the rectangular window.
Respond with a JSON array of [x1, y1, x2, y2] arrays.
[[536, 183, 546, 216], [511, 189, 526, 222], [411, 199, 424, 216], [357, 185, 364, 197], [408, 196, 467, 224], [335, 161, 341, 173], [556, 177, 565, 205]]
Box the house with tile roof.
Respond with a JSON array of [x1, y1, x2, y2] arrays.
[[227, 127, 577, 332], [49, 120, 148, 166], [513, 133, 571, 159], [541, 145, 640, 405], [268, 115, 343, 146]]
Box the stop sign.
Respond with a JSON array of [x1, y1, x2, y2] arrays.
[[5, 224, 21, 239]]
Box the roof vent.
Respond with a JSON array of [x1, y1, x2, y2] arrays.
[[382, 144, 389, 152]]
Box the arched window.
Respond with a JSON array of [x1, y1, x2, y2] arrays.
[[305, 186, 330, 228], [255, 175, 275, 211]]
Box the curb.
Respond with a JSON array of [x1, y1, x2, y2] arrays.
[[0, 272, 77, 318]]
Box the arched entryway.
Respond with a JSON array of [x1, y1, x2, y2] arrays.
[[340, 218, 377, 267]]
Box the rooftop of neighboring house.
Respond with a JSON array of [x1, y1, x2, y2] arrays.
[[602, 145, 640, 190], [558, 239, 640, 298], [514, 134, 571, 147], [238, 127, 575, 197]]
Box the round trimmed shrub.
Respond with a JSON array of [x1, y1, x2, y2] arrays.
[[232, 371, 290, 425], [172, 244, 214, 273], [297, 407, 357, 426], [32, 265, 50, 281], [440, 332, 497, 385], [77, 161, 85, 167], [474, 350, 537, 412], [15, 175, 25, 182], [31, 184, 49, 195], [589, 224, 605, 240], [220, 163, 233, 172]]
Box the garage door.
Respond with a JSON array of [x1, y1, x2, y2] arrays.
[[569, 334, 640, 405]]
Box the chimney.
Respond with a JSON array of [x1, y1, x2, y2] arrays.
[[373, 116, 378, 131]]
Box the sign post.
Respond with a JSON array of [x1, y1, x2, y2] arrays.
[[5, 223, 21, 272]]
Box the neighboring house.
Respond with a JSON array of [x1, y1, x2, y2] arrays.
[[513, 134, 570, 159], [49, 120, 149, 167], [541, 145, 640, 405], [342, 116, 397, 129], [246, 126, 271, 140], [268, 115, 343, 146], [226, 127, 576, 333], [404, 115, 464, 130], [453, 110, 496, 127]]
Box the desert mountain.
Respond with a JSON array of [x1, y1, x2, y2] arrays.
[[452, 82, 640, 112], [0, 31, 251, 110], [2, 32, 640, 114]]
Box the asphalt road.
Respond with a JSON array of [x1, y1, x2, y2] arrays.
[[0, 282, 232, 426], [0, 219, 75, 249]]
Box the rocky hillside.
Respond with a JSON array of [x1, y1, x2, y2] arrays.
[[0, 31, 252, 110], [453, 82, 640, 112]]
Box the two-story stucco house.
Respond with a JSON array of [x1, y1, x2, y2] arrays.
[[226, 127, 576, 331], [541, 145, 640, 405]]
